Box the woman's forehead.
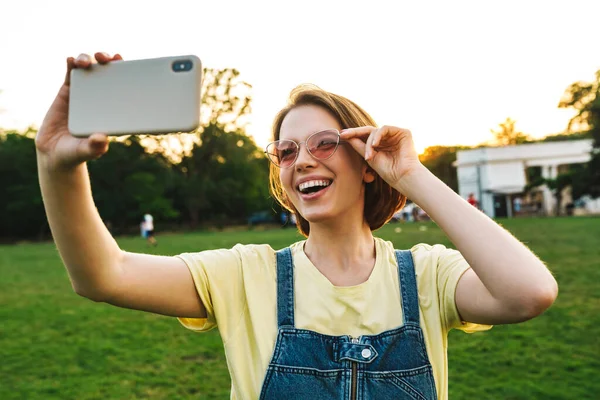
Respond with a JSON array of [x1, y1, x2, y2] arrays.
[[279, 105, 340, 140]]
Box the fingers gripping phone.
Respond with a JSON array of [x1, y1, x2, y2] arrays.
[[68, 55, 202, 137]]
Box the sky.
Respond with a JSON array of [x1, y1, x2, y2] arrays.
[[1, 0, 599, 153]]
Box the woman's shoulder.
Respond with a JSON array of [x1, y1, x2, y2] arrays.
[[410, 242, 458, 257], [230, 241, 307, 283], [374, 238, 462, 271], [231, 240, 306, 258], [201, 241, 308, 268], [374, 237, 453, 257], [179, 242, 275, 256]]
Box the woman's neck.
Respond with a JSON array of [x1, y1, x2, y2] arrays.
[[304, 219, 376, 286]]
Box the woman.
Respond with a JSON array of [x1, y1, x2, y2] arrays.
[[36, 52, 558, 399]]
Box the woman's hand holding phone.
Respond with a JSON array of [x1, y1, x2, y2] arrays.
[[35, 52, 122, 171]]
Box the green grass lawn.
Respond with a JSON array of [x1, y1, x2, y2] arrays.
[[1, 217, 598, 399]]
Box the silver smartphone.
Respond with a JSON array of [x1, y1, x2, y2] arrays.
[[68, 55, 202, 137]]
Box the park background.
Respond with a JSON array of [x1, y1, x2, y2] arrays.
[[1, 0, 600, 399]]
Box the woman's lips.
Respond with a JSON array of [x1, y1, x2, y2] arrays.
[[298, 183, 331, 201]]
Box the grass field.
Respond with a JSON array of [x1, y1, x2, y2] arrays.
[[1, 217, 599, 399]]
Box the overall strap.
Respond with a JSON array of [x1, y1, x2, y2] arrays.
[[275, 247, 295, 327], [394, 250, 421, 326]]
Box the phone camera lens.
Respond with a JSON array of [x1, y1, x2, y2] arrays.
[[172, 59, 193, 72]]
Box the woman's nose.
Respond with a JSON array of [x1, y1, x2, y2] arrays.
[[294, 144, 317, 170]]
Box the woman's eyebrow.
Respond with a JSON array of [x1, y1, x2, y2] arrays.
[[280, 128, 338, 141]]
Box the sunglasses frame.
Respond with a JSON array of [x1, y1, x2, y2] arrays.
[[264, 129, 342, 169]]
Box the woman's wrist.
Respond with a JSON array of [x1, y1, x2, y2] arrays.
[[393, 164, 435, 201], [38, 156, 89, 191], [37, 150, 84, 176]]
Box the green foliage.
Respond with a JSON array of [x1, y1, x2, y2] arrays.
[[164, 67, 271, 228], [524, 164, 588, 215], [419, 145, 472, 192], [142, 68, 253, 164], [523, 177, 546, 194], [490, 117, 531, 146], [200, 68, 252, 131], [87, 136, 180, 232], [1, 218, 598, 399], [561, 163, 590, 201], [0, 67, 273, 240], [0, 131, 47, 239], [559, 69, 600, 197], [175, 124, 271, 228], [539, 131, 592, 142]]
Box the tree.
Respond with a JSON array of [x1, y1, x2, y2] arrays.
[[174, 123, 271, 228], [134, 67, 264, 228], [527, 169, 585, 216], [490, 118, 531, 146], [160, 68, 269, 228], [87, 136, 180, 233], [143, 68, 252, 163], [558, 69, 600, 198], [524, 162, 588, 216], [419, 145, 472, 192], [0, 130, 47, 239], [544, 173, 573, 216], [540, 131, 591, 143], [0, 68, 270, 240]]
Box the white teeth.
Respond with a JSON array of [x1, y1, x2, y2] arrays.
[[298, 180, 331, 193]]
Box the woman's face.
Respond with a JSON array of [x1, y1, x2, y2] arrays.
[[278, 105, 373, 226]]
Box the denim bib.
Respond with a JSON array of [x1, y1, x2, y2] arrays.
[[259, 248, 438, 400]]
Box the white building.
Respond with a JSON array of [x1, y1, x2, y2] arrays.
[[455, 139, 599, 218]]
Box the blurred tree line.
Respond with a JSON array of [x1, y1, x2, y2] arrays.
[[556, 69, 600, 199], [0, 68, 273, 241], [420, 68, 600, 203], [2, 68, 599, 240]]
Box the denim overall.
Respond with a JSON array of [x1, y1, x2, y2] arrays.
[[259, 248, 438, 400]]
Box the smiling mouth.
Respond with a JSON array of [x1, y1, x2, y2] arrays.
[[297, 179, 332, 194]]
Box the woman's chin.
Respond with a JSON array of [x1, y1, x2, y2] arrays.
[[300, 211, 338, 226]]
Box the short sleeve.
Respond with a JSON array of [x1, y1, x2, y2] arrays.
[[436, 246, 492, 333], [175, 244, 249, 339]]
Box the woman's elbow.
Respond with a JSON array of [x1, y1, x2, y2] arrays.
[[520, 278, 558, 320], [72, 282, 111, 303]]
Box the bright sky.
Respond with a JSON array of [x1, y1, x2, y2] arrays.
[[1, 0, 599, 153]]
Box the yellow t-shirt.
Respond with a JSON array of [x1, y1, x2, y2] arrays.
[[177, 238, 490, 400]]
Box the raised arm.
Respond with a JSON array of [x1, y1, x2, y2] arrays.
[[36, 53, 205, 318], [341, 126, 558, 325]]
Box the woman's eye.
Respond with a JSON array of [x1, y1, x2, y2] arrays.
[[279, 149, 296, 159], [317, 140, 335, 148]]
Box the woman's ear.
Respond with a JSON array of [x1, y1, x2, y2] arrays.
[[364, 167, 376, 184]]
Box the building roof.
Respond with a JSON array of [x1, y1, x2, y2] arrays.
[[454, 139, 593, 167]]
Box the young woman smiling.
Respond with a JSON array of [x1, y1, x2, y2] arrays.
[[36, 52, 558, 399]]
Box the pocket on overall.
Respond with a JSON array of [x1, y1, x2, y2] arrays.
[[365, 365, 437, 400], [260, 365, 346, 400]]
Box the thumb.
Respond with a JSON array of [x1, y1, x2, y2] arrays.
[[78, 133, 109, 161], [88, 133, 109, 158]]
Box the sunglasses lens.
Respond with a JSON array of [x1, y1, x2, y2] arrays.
[[265, 130, 339, 168], [266, 140, 297, 167], [307, 130, 339, 159]]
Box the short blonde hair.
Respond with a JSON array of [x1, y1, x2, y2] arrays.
[[269, 85, 406, 237]]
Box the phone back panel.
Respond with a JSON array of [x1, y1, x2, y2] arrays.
[[69, 55, 202, 137]]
